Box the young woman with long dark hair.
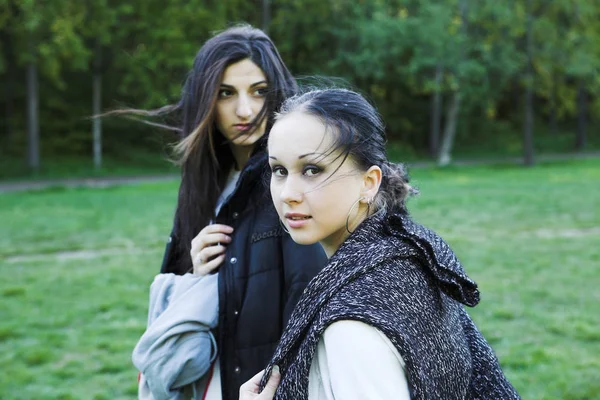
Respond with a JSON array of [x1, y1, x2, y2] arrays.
[[128, 26, 326, 400]]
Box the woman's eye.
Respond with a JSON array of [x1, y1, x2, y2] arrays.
[[218, 89, 233, 98], [304, 166, 321, 177], [254, 87, 268, 97], [271, 166, 287, 177]]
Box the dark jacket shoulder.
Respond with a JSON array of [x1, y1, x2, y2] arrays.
[[160, 150, 327, 400]]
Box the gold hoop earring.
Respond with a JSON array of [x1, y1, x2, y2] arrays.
[[279, 219, 290, 234], [345, 197, 371, 234]]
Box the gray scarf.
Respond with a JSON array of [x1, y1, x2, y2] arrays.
[[260, 212, 520, 399]]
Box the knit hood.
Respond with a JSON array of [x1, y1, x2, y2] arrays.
[[274, 211, 480, 336], [382, 212, 480, 307]]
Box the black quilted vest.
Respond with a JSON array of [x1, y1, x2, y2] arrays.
[[161, 151, 327, 400]]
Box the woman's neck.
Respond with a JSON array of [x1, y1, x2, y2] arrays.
[[320, 209, 370, 258], [230, 144, 254, 171]]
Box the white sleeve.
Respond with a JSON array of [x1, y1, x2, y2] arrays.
[[312, 320, 410, 400]]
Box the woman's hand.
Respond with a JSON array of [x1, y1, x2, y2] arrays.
[[239, 366, 280, 400], [190, 224, 234, 276]]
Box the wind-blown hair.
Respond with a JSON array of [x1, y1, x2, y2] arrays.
[[275, 88, 416, 214], [114, 25, 297, 274]]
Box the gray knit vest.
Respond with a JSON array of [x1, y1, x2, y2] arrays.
[[259, 212, 520, 399]]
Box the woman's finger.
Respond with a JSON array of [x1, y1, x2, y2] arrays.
[[240, 369, 264, 394], [203, 233, 233, 247], [189, 224, 234, 276], [200, 245, 227, 263], [190, 234, 230, 266], [194, 253, 226, 276], [199, 224, 234, 237], [191, 232, 232, 252], [192, 245, 226, 275], [260, 366, 281, 398], [239, 366, 280, 400]]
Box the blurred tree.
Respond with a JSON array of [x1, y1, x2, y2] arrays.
[[403, 0, 456, 157], [429, 63, 443, 157], [523, 0, 535, 166], [436, 0, 469, 166], [0, 0, 598, 175], [21, 0, 41, 171], [535, 0, 570, 136], [2, 0, 98, 167], [568, 0, 600, 151], [534, 0, 600, 151], [82, 0, 116, 169], [0, 0, 18, 146], [262, 0, 271, 33]]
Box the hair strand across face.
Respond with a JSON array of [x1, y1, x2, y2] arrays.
[[274, 88, 416, 216]]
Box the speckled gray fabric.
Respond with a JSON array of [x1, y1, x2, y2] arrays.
[[260, 212, 520, 399]]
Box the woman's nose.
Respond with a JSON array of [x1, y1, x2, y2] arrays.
[[280, 176, 302, 204], [236, 96, 253, 119]]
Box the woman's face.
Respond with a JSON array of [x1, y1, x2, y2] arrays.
[[268, 111, 371, 257], [215, 58, 268, 149]]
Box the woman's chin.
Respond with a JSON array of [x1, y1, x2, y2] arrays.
[[288, 231, 320, 246]]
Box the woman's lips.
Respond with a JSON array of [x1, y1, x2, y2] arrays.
[[234, 124, 252, 131], [285, 213, 312, 229]]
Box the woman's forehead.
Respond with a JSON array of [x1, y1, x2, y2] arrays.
[[221, 59, 266, 86], [270, 112, 335, 151]]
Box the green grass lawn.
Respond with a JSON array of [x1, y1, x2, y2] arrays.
[[0, 153, 179, 182], [1, 159, 599, 399]]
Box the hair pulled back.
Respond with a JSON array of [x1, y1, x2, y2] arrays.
[[276, 88, 416, 214]]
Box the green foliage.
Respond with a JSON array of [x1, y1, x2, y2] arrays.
[[0, 0, 598, 173]]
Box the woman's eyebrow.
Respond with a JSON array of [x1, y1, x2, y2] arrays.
[[299, 152, 325, 159], [269, 152, 327, 161], [220, 81, 267, 89]]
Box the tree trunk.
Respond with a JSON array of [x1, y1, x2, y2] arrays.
[[92, 74, 102, 169], [523, 0, 535, 166], [523, 86, 534, 166], [5, 61, 15, 144], [437, 91, 462, 166], [262, 0, 271, 33], [549, 105, 557, 136], [549, 71, 558, 136], [437, 0, 467, 166], [429, 63, 443, 158], [575, 79, 587, 151], [1, 29, 15, 145], [93, 40, 103, 169], [27, 34, 40, 172]]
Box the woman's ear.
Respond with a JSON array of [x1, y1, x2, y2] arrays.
[[361, 165, 382, 202]]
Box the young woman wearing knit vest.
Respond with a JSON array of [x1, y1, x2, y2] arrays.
[[240, 88, 520, 400], [124, 26, 327, 400]]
